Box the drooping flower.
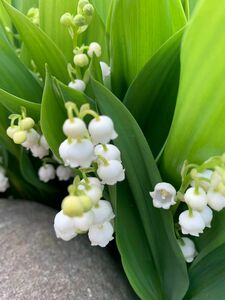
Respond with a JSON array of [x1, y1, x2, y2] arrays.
[[73, 53, 89, 67], [38, 164, 55, 183], [56, 165, 73, 181], [78, 184, 103, 205], [63, 117, 88, 139], [100, 61, 111, 81], [94, 144, 121, 161], [73, 210, 94, 232], [88, 221, 114, 247], [179, 210, 205, 237], [91, 200, 115, 225], [22, 128, 40, 149], [87, 42, 101, 57], [88, 116, 118, 144], [178, 237, 197, 263], [54, 210, 77, 241], [68, 80, 86, 92], [199, 206, 213, 228], [150, 182, 176, 209], [207, 189, 225, 211], [184, 187, 207, 211], [97, 160, 125, 185]]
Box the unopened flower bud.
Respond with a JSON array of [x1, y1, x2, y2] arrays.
[[73, 53, 89, 67], [178, 237, 197, 263], [74, 14, 86, 27], [13, 130, 27, 144], [6, 126, 19, 139], [62, 195, 84, 217], [68, 80, 86, 92], [60, 12, 73, 27], [79, 195, 92, 212], [83, 4, 94, 16], [20, 117, 35, 130], [78, 0, 89, 9]]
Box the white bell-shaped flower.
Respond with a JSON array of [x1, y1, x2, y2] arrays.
[[92, 200, 115, 225], [54, 210, 77, 241], [63, 118, 87, 139], [88, 221, 114, 247], [97, 160, 125, 185], [68, 80, 86, 92], [0, 172, 9, 192], [179, 210, 205, 237], [73, 210, 94, 232], [207, 189, 225, 211], [184, 187, 207, 211], [178, 237, 197, 263], [59, 138, 95, 168], [100, 61, 111, 81], [87, 42, 102, 58], [199, 206, 213, 228], [38, 164, 55, 183], [22, 128, 40, 149], [210, 170, 222, 189], [94, 144, 121, 161], [80, 177, 104, 192], [78, 184, 102, 205], [73, 53, 89, 67], [30, 144, 49, 159], [40, 135, 49, 150], [56, 165, 73, 181], [88, 116, 118, 144], [150, 182, 176, 209]]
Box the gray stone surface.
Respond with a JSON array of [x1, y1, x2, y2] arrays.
[[0, 199, 137, 300]]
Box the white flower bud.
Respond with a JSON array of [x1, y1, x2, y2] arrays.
[[88, 221, 114, 247], [40, 135, 49, 150], [68, 80, 86, 92], [30, 144, 49, 159], [6, 126, 19, 139], [54, 210, 77, 241], [88, 116, 118, 144], [83, 4, 94, 16], [207, 189, 225, 211], [73, 53, 89, 67], [22, 129, 40, 149], [179, 210, 205, 237], [78, 0, 89, 9], [73, 210, 94, 232], [20, 117, 35, 130], [38, 164, 55, 183], [60, 12, 73, 27], [87, 42, 102, 58], [56, 165, 73, 181], [100, 61, 111, 80], [92, 200, 114, 225], [73, 14, 87, 26], [178, 237, 197, 263], [78, 184, 102, 205], [199, 206, 213, 228], [94, 144, 121, 161], [59, 138, 95, 168], [184, 187, 207, 211], [0, 172, 9, 192], [97, 160, 125, 185], [63, 118, 87, 139], [150, 182, 176, 209]]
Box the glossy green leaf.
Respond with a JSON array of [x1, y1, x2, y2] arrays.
[[39, 0, 77, 62], [0, 33, 42, 100], [0, 88, 40, 120], [124, 29, 183, 157], [109, 0, 186, 97], [40, 69, 89, 158], [181, 0, 189, 18], [91, 0, 112, 26], [91, 79, 189, 300], [189, 0, 198, 15], [2, 0, 69, 82], [161, 0, 225, 184], [12, 0, 38, 14], [185, 243, 225, 299]]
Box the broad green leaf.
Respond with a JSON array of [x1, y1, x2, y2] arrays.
[[181, 0, 189, 18], [91, 79, 189, 300], [39, 0, 77, 62], [189, 0, 198, 15], [116, 182, 162, 300], [161, 0, 225, 184], [12, 0, 38, 14], [2, 0, 69, 82], [109, 0, 186, 97], [185, 243, 225, 299], [0, 88, 40, 120], [91, 0, 112, 26], [0, 33, 42, 100], [124, 29, 183, 157], [40, 69, 89, 158], [0, 0, 11, 29]]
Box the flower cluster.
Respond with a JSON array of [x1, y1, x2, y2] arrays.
[[150, 154, 225, 263], [0, 165, 9, 193], [7, 108, 49, 159], [60, 0, 110, 92], [54, 101, 125, 247]]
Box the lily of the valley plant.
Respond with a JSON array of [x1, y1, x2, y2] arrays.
[[0, 0, 225, 299]]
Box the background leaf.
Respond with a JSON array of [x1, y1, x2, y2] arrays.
[[109, 0, 186, 98], [124, 29, 183, 157]]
